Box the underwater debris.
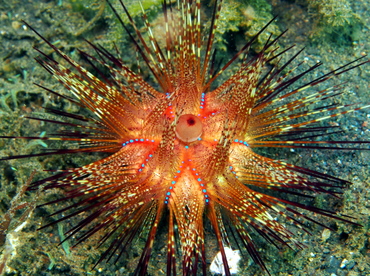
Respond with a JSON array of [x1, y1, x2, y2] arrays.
[[0, 171, 40, 274]]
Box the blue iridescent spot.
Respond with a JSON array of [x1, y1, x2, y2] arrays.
[[202, 189, 206, 193], [234, 139, 239, 142], [177, 170, 181, 173], [149, 154, 153, 158], [205, 195, 208, 198], [141, 164, 145, 167], [165, 197, 169, 200], [171, 181, 176, 184], [185, 145, 189, 149], [140, 138, 144, 142], [169, 186, 173, 189], [197, 178, 201, 182], [166, 192, 171, 196], [200, 184, 204, 187], [197, 137, 202, 141], [165, 200, 168, 204], [205, 199, 209, 203]]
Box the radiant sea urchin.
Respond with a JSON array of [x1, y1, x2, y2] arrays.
[[0, 0, 369, 275]]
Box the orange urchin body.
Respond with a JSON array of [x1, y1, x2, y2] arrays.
[[1, 0, 369, 275]]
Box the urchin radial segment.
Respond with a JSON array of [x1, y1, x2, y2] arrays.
[[0, 0, 369, 275]]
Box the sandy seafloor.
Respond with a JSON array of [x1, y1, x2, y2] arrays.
[[0, 0, 369, 275]]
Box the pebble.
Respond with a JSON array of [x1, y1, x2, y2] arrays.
[[321, 228, 331, 241], [346, 260, 356, 270], [340, 258, 349, 268], [11, 20, 22, 30]]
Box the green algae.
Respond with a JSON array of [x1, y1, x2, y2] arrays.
[[206, 0, 280, 51], [307, 0, 363, 45], [101, 0, 279, 53], [57, 223, 71, 256]]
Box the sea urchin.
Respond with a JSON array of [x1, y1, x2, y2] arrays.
[[1, 0, 369, 275]]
